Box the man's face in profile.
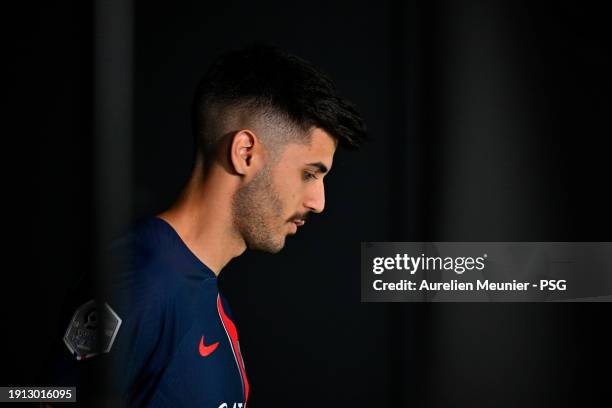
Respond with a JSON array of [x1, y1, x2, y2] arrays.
[[232, 128, 337, 252]]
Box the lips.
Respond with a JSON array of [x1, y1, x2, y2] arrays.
[[288, 219, 304, 234]]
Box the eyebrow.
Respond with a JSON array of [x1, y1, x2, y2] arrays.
[[306, 162, 329, 174]]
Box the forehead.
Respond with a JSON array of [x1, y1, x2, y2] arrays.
[[277, 128, 337, 168]]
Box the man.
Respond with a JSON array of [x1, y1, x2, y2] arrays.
[[49, 45, 366, 407]]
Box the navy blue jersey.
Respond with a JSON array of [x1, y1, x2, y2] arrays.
[[47, 217, 249, 407]]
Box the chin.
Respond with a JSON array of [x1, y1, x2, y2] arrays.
[[247, 235, 286, 254], [264, 238, 286, 254]]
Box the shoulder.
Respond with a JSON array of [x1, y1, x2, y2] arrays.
[[105, 216, 221, 327], [106, 216, 219, 310], [106, 217, 190, 311]]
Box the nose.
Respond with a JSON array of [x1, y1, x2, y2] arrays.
[[303, 180, 325, 214]]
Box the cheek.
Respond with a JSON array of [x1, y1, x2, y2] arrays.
[[276, 179, 298, 204], [270, 168, 302, 214], [287, 186, 304, 207]]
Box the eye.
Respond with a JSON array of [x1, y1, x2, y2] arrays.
[[303, 171, 317, 181]]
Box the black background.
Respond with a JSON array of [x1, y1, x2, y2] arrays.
[[5, 1, 612, 407]]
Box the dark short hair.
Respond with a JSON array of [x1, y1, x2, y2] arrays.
[[191, 44, 367, 160]]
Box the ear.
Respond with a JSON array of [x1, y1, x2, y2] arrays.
[[230, 129, 261, 176]]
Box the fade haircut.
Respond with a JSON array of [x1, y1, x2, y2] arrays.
[[191, 44, 367, 163]]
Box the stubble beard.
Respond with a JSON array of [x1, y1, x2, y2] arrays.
[[231, 164, 286, 253]]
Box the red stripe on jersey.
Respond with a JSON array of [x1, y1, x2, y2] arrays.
[[217, 294, 249, 405]]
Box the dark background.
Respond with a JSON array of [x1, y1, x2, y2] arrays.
[[5, 0, 611, 406]]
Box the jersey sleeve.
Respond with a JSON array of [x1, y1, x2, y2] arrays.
[[42, 237, 175, 405], [104, 240, 177, 404]]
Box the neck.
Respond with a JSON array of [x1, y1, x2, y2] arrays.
[[157, 159, 246, 276]]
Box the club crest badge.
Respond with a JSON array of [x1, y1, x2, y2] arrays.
[[63, 300, 122, 361]]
